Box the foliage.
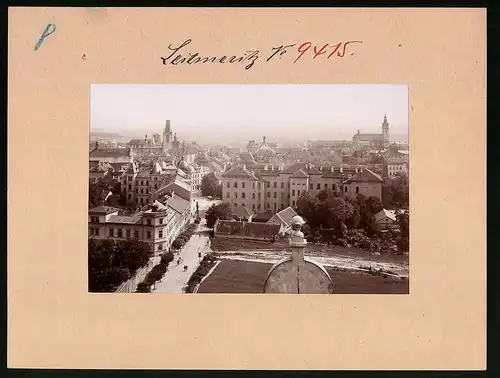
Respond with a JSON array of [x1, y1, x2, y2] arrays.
[[394, 210, 410, 254], [185, 253, 219, 293], [171, 221, 199, 250], [135, 251, 175, 293], [201, 174, 222, 197], [382, 175, 409, 209], [88, 239, 153, 292], [205, 202, 233, 228]]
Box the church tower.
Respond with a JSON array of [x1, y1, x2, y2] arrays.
[[162, 120, 173, 154], [382, 114, 389, 149]]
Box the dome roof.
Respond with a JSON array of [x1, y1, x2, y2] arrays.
[[255, 136, 276, 156]]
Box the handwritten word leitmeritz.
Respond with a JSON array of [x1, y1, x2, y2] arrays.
[[34, 24, 56, 51], [161, 39, 362, 70]]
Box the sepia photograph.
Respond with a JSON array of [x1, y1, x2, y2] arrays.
[[88, 84, 410, 294]]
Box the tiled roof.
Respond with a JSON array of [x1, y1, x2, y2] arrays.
[[166, 195, 191, 214], [232, 205, 253, 219], [215, 220, 281, 239], [89, 148, 130, 158], [344, 168, 383, 183], [290, 169, 309, 179], [156, 182, 191, 202], [374, 209, 407, 223], [269, 206, 298, 227], [354, 133, 384, 140], [88, 205, 120, 214], [221, 166, 259, 180], [281, 163, 322, 175], [107, 214, 143, 224]]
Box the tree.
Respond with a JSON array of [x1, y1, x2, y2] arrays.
[[201, 174, 222, 197], [296, 193, 322, 228], [395, 210, 409, 253], [88, 239, 153, 292], [319, 197, 354, 233], [316, 188, 337, 202], [205, 202, 233, 228]]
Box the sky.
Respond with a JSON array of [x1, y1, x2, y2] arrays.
[[90, 84, 408, 145]]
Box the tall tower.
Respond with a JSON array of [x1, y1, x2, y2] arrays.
[[162, 120, 173, 154], [382, 114, 389, 148]]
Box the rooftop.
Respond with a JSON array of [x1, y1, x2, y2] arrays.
[[88, 205, 120, 215], [344, 168, 383, 183], [214, 220, 281, 239]]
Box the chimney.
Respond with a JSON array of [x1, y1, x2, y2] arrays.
[[331, 166, 334, 172], [340, 167, 343, 173]]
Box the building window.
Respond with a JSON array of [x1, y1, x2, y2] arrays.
[[252, 182, 255, 189], [258, 193, 261, 200], [309, 183, 313, 189], [128, 176, 132, 181], [242, 182, 245, 189], [258, 183, 261, 189], [147, 231, 151, 239], [154, 184, 157, 189], [356, 186, 360, 193], [128, 184, 132, 190], [89, 228, 94, 236], [159, 218, 163, 224], [117, 229, 122, 237], [252, 193, 255, 199], [146, 189, 149, 194], [227, 182, 230, 188], [258, 204, 261, 210], [345, 186, 348, 193], [140, 189, 143, 194], [226, 192, 230, 198], [147, 219, 151, 225], [281, 182, 284, 188], [273, 182, 277, 188], [159, 230, 163, 238], [317, 183, 321, 189], [273, 192, 277, 198], [267, 192, 270, 198], [332, 184, 336, 190], [134, 230, 139, 238], [292, 200, 296, 207], [281, 192, 284, 199], [242, 193, 246, 199], [109, 229, 114, 237], [292, 190, 295, 196], [234, 182, 238, 188], [325, 183, 328, 188], [252, 204, 255, 209], [126, 229, 130, 238], [159, 244, 163, 250], [235, 192, 238, 198], [281, 203, 284, 209], [267, 202, 270, 209], [267, 182, 270, 188]]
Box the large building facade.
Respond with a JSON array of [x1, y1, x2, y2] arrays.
[[221, 162, 384, 213], [88, 196, 192, 255]]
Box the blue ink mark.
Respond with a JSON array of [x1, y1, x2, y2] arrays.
[[34, 24, 56, 51]]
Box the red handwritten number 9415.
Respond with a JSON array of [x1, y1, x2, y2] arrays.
[[294, 41, 363, 63]]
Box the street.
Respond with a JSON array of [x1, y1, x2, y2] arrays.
[[153, 195, 220, 293]]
